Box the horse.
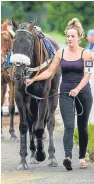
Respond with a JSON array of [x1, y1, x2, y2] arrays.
[[1, 19, 18, 142], [10, 18, 61, 170]]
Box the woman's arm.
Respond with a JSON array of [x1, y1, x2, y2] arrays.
[[76, 50, 93, 90], [76, 73, 91, 91], [25, 49, 62, 86], [69, 50, 93, 96]]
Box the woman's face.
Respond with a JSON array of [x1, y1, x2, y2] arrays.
[[66, 29, 80, 47]]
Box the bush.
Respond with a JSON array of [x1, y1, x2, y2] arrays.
[[74, 124, 94, 162]]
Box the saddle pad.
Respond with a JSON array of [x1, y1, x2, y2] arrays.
[[37, 31, 56, 60]]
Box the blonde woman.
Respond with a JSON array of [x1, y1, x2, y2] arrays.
[[25, 18, 93, 170]]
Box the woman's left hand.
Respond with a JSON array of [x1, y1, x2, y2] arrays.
[[69, 88, 80, 97]]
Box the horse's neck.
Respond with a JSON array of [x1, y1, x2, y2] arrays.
[[1, 69, 9, 84]]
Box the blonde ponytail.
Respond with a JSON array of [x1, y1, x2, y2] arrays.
[[65, 18, 85, 38]]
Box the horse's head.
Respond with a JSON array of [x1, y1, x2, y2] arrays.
[[1, 19, 13, 65], [10, 18, 38, 81]]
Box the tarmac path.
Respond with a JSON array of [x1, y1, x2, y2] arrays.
[[1, 116, 94, 184]]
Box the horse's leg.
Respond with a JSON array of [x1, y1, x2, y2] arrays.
[[27, 101, 37, 164], [29, 122, 39, 164], [26, 98, 38, 164], [15, 89, 28, 170], [47, 73, 60, 167], [1, 83, 7, 138], [29, 132, 37, 164], [1, 110, 3, 135], [34, 99, 47, 162], [47, 95, 58, 167], [29, 126, 40, 164], [8, 81, 18, 142]]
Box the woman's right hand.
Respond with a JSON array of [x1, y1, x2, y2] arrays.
[[24, 78, 35, 86]]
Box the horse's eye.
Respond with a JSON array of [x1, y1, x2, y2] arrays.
[[4, 39, 9, 43]]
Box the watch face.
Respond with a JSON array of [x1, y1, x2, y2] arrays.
[[85, 61, 93, 67]]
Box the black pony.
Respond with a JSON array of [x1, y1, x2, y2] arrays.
[[10, 18, 61, 170]]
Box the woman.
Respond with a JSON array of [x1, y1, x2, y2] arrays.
[[25, 18, 93, 170]]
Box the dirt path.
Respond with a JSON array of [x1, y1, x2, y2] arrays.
[[2, 115, 19, 126]]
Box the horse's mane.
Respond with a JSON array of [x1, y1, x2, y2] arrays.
[[31, 28, 60, 66], [32, 28, 42, 66]]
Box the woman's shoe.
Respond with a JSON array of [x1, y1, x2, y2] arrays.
[[63, 157, 72, 171], [79, 159, 87, 169]]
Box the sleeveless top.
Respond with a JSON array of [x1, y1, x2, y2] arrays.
[[60, 49, 91, 93]]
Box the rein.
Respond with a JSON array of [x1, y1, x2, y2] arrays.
[[25, 87, 83, 116], [32, 38, 43, 80]]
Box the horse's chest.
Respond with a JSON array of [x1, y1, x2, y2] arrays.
[[27, 80, 51, 97]]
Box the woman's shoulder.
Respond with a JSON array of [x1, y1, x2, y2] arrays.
[[55, 48, 63, 60], [81, 47, 92, 61]]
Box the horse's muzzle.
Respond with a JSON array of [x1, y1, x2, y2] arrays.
[[13, 71, 24, 80]]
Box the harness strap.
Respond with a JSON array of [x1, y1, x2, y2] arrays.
[[62, 49, 64, 59], [33, 38, 43, 79], [28, 59, 51, 72], [81, 48, 85, 59], [42, 40, 50, 60]]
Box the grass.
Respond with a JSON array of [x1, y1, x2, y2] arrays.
[[45, 31, 66, 45], [74, 124, 94, 162]]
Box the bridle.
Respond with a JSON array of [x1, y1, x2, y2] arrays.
[[1, 30, 14, 82], [1, 30, 13, 69]]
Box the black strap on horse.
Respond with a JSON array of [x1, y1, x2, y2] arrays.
[[25, 86, 83, 116]]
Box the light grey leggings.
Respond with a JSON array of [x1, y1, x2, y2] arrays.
[[59, 92, 93, 159]]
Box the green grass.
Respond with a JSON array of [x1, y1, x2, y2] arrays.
[[45, 31, 66, 45], [74, 124, 94, 162]]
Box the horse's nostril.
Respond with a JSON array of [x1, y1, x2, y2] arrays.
[[14, 74, 21, 80], [16, 76, 21, 80]]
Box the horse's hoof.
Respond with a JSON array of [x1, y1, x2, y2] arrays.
[[48, 158, 58, 167], [14, 137, 19, 143], [17, 162, 28, 170], [35, 150, 46, 162], [30, 157, 39, 164], [10, 136, 19, 143]]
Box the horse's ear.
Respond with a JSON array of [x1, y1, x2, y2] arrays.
[[3, 19, 9, 25], [12, 17, 18, 31], [1, 19, 9, 30], [28, 17, 37, 31]]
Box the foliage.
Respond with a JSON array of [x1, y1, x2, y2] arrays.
[[47, 2, 94, 31], [74, 124, 94, 162], [47, 1, 94, 46], [47, 31, 66, 44], [1, 1, 94, 46], [1, 1, 48, 30]]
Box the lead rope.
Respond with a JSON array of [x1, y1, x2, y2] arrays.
[[25, 87, 83, 116], [73, 95, 83, 116]]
